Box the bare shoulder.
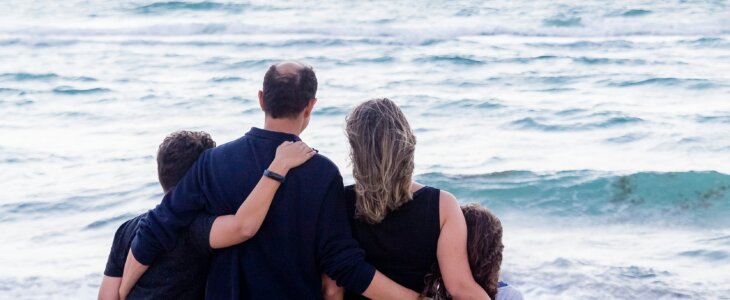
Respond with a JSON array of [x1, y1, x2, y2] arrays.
[[439, 189, 459, 208], [439, 189, 457, 202], [438, 189, 461, 225]]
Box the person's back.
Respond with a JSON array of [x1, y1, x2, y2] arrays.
[[105, 213, 213, 299], [344, 185, 441, 295], [200, 128, 360, 298], [99, 131, 216, 299], [331, 98, 489, 300]]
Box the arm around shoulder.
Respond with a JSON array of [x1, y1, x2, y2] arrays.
[[437, 191, 490, 300], [131, 156, 210, 265], [208, 141, 315, 249], [98, 276, 121, 300]]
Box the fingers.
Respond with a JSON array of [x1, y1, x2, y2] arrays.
[[294, 142, 316, 159], [280, 141, 317, 157], [293, 141, 313, 153], [277, 141, 294, 149]]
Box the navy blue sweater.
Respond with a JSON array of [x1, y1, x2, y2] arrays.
[[131, 128, 376, 299]]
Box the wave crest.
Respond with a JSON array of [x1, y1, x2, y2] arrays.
[[417, 171, 730, 226]]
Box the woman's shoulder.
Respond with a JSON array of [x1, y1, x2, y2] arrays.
[[437, 189, 459, 211]]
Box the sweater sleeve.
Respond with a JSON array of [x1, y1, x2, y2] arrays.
[[316, 175, 376, 294], [130, 154, 210, 265]]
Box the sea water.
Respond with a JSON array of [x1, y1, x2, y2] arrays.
[[0, 1, 729, 299]]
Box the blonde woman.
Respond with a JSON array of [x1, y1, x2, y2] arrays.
[[323, 98, 490, 300]]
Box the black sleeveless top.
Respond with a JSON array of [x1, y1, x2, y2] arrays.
[[344, 185, 441, 298]]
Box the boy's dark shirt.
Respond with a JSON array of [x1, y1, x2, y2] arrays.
[[104, 213, 214, 300], [130, 128, 376, 299]]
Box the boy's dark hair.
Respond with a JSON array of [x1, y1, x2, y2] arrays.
[[262, 64, 318, 119], [157, 131, 216, 192], [422, 204, 504, 299]]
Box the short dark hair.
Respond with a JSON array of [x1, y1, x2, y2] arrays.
[[157, 131, 216, 192], [262, 64, 318, 118]]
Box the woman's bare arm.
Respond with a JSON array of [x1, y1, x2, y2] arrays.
[[209, 141, 315, 248], [119, 252, 146, 300], [437, 191, 490, 300], [98, 276, 121, 300]]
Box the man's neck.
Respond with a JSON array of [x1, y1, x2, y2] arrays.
[[263, 117, 303, 136]]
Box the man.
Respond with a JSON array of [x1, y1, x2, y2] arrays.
[[126, 62, 419, 299]]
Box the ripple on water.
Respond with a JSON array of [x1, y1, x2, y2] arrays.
[[209, 76, 244, 83], [677, 249, 729, 261], [508, 116, 643, 132], [226, 59, 279, 70], [543, 16, 583, 27], [83, 212, 138, 230], [573, 57, 648, 65], [605, 132, 650, 144], [52, 86, 110, 95], [606, 77, 721, 89], [133, 1, 250, 14], [344, 56, 396, 64], [434, 99, 504, 110], [312, 106, 350, 116], [620, 9, 652, 17], [413, 55, 485, 66], [680, 37, 730, 48], [527, 40, 634, 49], [0, 201, 78, 222], [617, 265, 661, 279], [0, 72, 58, 81]]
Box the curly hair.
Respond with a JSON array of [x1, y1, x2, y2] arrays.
[[345, 98, 416, 224], [422, 204, 504, 299], [157, 130, 216, 192]]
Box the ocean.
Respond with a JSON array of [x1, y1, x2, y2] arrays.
[[1, 0, 729, 299]]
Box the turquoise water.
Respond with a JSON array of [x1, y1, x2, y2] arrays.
[[1, 1, 729, 298]]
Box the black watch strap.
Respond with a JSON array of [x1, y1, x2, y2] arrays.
[[263, 169, 286, 183]]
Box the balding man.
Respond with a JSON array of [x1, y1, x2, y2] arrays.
[[125, 62, 419, 299]]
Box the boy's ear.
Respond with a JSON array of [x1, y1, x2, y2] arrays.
[[258, 90, 265, 111]]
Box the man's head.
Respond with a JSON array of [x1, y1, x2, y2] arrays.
[[157, 131, 216, 193], [258, 62, 318, 131]]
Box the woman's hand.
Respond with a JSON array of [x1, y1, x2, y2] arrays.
[[268, 141, 316, 175]]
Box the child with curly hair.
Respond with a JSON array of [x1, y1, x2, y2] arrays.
[[422, 204, 523, 300]]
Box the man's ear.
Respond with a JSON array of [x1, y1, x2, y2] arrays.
[[303, 98, 317, 117], [258, 90, 265, 111]]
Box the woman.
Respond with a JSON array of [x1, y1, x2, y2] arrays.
[[325, 98, 490, 299], [423, 204, 523, 300]]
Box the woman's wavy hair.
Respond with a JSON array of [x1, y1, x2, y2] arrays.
[[422, 204, 504, 299], [345, 98, 416, 224]]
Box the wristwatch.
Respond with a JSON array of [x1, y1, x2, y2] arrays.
[[263, 169, 286, 183]]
